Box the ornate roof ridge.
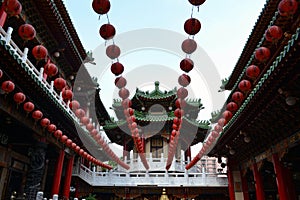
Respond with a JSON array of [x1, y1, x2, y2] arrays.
[[135, 81, 177, 99]]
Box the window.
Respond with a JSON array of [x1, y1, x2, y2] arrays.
[[151, 137, 163, 158]]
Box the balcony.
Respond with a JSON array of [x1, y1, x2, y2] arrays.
[[73, 161, 228, 187]]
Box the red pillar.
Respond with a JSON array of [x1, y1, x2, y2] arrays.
[[74, 180, 79, 198], [272, 153, 288, 200], [51, 149, 65, 196], [63, 155, 75, 199], [284, 166, 297, 200], [0, 4, 7, 27], [227, 165, 235, 200], [240, 170, 250, 200], [252, 162, 265, 200]]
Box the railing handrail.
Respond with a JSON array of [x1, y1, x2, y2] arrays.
[[0, 26, 107, 148]]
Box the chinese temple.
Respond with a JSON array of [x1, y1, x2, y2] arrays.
[[0, 0, 299, 200]]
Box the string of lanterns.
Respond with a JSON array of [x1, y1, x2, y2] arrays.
[[92, 0, 149, 170], [0, 69, 112, 169], [1, 0, 125, 170], [165, 0, 205, 170], [186, 0, 298, 170]]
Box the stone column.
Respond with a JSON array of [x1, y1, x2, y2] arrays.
[[24, 141, 47, 200]]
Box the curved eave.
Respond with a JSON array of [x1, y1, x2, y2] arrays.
[[0, 42, 83, 146], [225, 0, 279, 90], [210, 28, 300, 160]]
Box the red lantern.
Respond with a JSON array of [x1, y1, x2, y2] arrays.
[[71, 142, 76, 149], [232, 91, 244, 103], [40, 118, 50, 128], [69, 100, 80, 110], [90, 129, 98, 136], [106, 44, 121, 59], [13, 92, 26, 104], [80, 116, 90, 125], [54, 78, 66, 91], [222, 110, 233, 121], [265, 25, 283, 42], [83, 152, 88, 158], [181, 39, 197, 54], [75, 146, 80, 153], [66, 139, 72, 147], [32, 45, 48, 61], [75, 109, 86, 118], [111, 62, 124, 76], [172, 123, 179, 131], [54, 130, 62, 139], [278, 0, 298, 17], [44, 63, 58, 77], [62, 89, 73, 101], [254, 47, 270, 62], [59, 136, 67, 144], [184, 18, 201, 35], [173, 117, 181, 125], [175, 98, 186, 109], [119, 88, 130, 99], [32, 110, 43, 120], [2, 80, 15, 93], [92, 0, 110, 14], [246, 65, 260, 79], [174, 108, 183, 118], [23, 102, 34, 113], [177, 87, 188, 99], [211, 130, 220, 138], [4, 0, 22, 16], [188, 0, 205, 6], [122, 99, 132, 108], [238, 80, 252, 92], [178, 74, 191, 87], [18, 24, 36, 41], [86, 123, 94, 131], [226, 102, 238, 112], [0, 69, 2, 78], [47, 124, 57, 133], [99, 24, 116, 40], [127, 108, 134, 116], [79, 149, 84, 156], [130, 115, 136, 122], [115, 76, 127, 88], [214, 124, 223, 133], [180, 58, 194, 73]]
